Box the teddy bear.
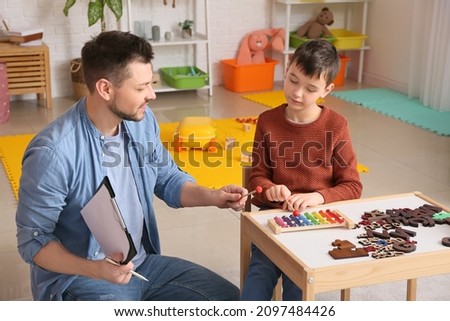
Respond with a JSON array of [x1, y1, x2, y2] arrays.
[[236, 28, 285, 65], [296, 7, 334, 39]]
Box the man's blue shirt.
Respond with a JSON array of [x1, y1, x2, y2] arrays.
[[15, 98, 194, 300]]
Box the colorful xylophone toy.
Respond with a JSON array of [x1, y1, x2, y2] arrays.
[[267, 209, 355, 234]]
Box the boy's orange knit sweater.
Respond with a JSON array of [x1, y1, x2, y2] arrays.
[[249, 104, 362, 209]]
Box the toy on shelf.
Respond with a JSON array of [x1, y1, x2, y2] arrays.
[[296, 7, 335, 40], [236, 28, 285, 65], [174, 116, 217, 152], [267, 209, 355, 234]]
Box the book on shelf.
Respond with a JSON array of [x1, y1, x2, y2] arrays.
[[19, 39, 43, 47], [8, 26, 44, 37], [10, 32, 43, 43]]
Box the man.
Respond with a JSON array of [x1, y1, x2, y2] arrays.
[[16, 31, 246, 301]]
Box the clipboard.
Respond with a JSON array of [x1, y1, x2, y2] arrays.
[[81, 176, 137, 264]]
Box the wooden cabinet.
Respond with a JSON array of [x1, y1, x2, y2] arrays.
[[272, 0, 370, 83], [0, 63, 9, 123], [0, 42, 52, 108]]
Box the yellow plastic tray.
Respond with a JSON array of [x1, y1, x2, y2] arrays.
[[329, 29, 368, 49]]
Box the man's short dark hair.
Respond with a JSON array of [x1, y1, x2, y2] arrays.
[[82, 31, 154, 92]]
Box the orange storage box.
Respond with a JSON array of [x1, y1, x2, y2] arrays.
[[220, 58, 278, 93], [334, 55, 350, 86]]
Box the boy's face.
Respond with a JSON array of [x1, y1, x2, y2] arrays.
[[284, 62, 334, 112]]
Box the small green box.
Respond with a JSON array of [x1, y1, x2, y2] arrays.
[[159, 66, 208, 89], [289, 32, 336, 49]]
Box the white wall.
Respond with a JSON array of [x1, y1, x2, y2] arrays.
[[362, 0, 413, 93], [0, 0, 413, 98]]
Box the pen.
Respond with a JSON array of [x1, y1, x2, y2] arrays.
[[105, 257, 149, 282]]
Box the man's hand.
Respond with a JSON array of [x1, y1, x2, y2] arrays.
[[180, 182, 247, 211], [97, 254, 133, 284], [214, 184, 248, 211]]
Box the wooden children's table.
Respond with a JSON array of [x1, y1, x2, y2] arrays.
[[240, 192, 450, 300]]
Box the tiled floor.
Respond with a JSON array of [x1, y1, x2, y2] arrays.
[[1, 82, 450, 301]]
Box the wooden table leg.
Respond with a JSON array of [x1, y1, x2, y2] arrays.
[[302, 283, 316, 301], [406, 278, 417, 300], [340, 288, 351, 301], [240, 214, 251, 293]]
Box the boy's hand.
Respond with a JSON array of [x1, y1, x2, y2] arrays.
[[265, 185, 291, 203], [282, 192, 325, 212]]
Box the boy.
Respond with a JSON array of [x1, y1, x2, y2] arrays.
[[241, 39, 362, 300]]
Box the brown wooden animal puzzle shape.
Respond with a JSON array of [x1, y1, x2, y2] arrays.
[[329, 239, 369, 259]]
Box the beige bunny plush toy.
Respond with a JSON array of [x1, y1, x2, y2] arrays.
[[236, 28, 285, 65]]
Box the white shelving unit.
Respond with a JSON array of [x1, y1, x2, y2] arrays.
[[272, 0, 370, 83], [126, 0, 212, 96]]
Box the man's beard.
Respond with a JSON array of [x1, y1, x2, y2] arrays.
[[108, 100, 145, 122]]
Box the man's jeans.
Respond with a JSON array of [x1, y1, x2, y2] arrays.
[[63, 254, 239, 300]]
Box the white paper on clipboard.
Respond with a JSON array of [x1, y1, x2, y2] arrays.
[[81, 176, 136, 264]]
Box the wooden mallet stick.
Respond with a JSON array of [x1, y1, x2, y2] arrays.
[[240, 186, 263, 200]]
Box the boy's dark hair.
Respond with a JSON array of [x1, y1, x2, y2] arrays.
[[290, 39, 340, 85], [81, 31, 154, 92]]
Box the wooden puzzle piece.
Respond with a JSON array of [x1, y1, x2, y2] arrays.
[[363, 221, 383, 230], [361, 204, 448, 229], [329, 239, 368, 259], [389, 227, 417, 240], [393, 242, 416, 253], [362, 210, 390, 222], [365, 228, 390, 239], [417, 204, 442, 215], [372, 250, 404, 259], [331, 239, 355, 249], [442, 237, 450, 247], [386, 208, 413, 218], [356, 224, 418, 259], [344, 203, 449, 260], [433, 211, 450, 225], [408, 216, 435, 227], [385, 216, 409, 226]]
